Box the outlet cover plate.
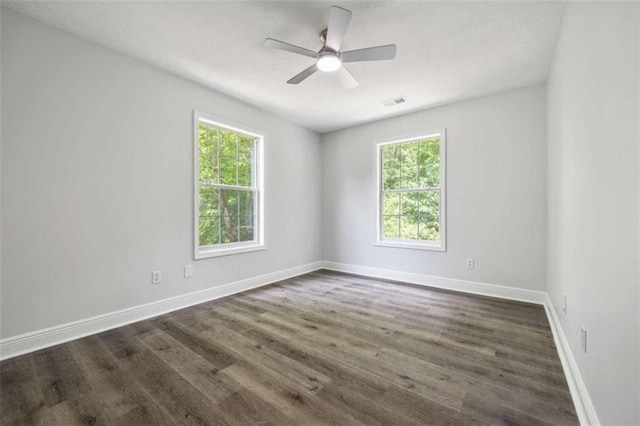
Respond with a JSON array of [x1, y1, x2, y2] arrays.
[[184, 265, 193, 278]]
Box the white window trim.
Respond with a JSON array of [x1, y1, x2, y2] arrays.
[[193, 111, 266, 260], [374, 129, 447, 252]]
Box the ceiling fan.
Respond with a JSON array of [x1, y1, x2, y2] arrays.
[[265, 5, 397, 89]]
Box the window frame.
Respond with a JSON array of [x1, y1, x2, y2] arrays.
[[193, 111, 266, 260], [374, 129, 447, 252]]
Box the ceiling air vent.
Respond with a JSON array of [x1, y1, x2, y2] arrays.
[[382, 96, 406, 107]]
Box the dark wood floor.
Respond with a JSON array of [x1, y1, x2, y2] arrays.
[[0, 270, 578, 425]]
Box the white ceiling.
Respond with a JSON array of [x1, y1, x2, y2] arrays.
[[4, 1, 566, 133]]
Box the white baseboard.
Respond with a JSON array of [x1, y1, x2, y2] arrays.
[[0, 261, 324, 361], [321, 261, 547, 305], [544, 294, 600, 426]]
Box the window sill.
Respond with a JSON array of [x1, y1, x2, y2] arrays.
[[196, 243, 266, 260], [374, 240, 446, 252]]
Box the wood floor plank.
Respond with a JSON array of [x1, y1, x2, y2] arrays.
[[391, 335, 572, 397], [221, 362, 367, 425], [69, 336, 171, 422], [136, 330, 242, 404], [46, 394, 107, 426], [461, 392, 554, 426], [494, 346, 565, 375], [0, 355, 47, 425], [202, 323, 332, 394], [116, 348, 230, 425], [216, 389, 298, 426], [31, 345, 92, 408], [466, 380, 578, 425], [112, 404, 174, 426], [152, 318, 238, 369], [0, 270, 579, 425], [241, 328, 392, 396]]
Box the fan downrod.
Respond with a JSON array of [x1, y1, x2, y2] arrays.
[[319, 29, 328, 45]]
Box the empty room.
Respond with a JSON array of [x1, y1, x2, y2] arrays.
[[0, 1, 638, 425]]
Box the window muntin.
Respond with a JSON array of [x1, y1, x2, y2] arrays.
[[195, 112, 264, 259], [377, 132, 446, 251]]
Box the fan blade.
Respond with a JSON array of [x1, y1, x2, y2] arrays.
[[264, 38, 318, 59], [341, 44, 397, 63], [335, 66, 358, 89], [287, 64, 319, 84], [325, 6, 352, 52]]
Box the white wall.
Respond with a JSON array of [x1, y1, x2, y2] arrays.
[[0, 9, 322, 339], [322, 85, 547, 291], [546, 2, 639, 425]]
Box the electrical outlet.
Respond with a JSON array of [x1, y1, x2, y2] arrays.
[[562, 293, 567, 314], [466, 258, 475, 269], [184, 265, 193, 279], [581, 326, 588, 353], [152, 270, 161, 284]]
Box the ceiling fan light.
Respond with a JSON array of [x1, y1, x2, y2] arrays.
[[317, 55, 341, 72]]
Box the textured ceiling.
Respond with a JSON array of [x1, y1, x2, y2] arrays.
[[4, 1, 565, 133]]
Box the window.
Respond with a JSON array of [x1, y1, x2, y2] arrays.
[[194, 112, 264, 259], [376, 130, 446, 251]]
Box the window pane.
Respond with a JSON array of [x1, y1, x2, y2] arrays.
[[219, 189, 239, 216], [383, 215, 400, 239], [219, 130, 238, 185], [199, 188, 220, 246], [419, 138, 440, 166], [199, 125, 219, 156], [239, 191, 254, 217], [419, 191, 439, 217], [400, 166, 419, 189], [199, 187, 219, 217], [419, 138, 440, 188], [400, 214, 419, 239], [382, 193, 400, 216], [219, 189, 240, 244], [418, 191, 440, 242], [383, 167, 399, 190], [220, 215, 239, 243], [418, 215, 440, 241], [237, 136, 254, 187], [239, 215, 254, 242], [199, 216, 220, 246], [199, 153, 218, 184], [419, 164, 439, 188], [238, 136, 254, 163], [382, 145, 401, 170], [400, 192, 419, 216], [401, 141, 420, 167], [199, 125, 219, 184]]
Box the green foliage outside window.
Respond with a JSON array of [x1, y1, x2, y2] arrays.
[[198, 123, 257, 247], [381, 138, 441, 242]]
